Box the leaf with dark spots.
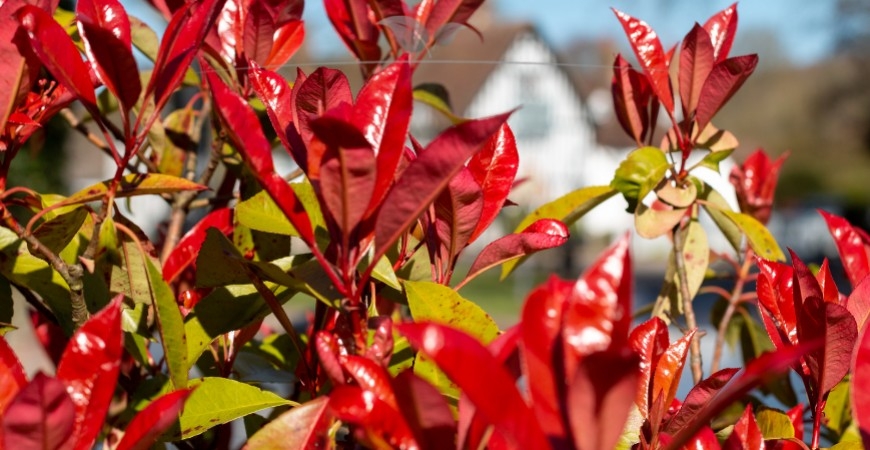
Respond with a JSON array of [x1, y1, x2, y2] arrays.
[[162, 207, 233, 284], [702, 3, 738, 61], [294, 67, 353, 151], [244, 397, 332, 450], [629, 317, 671, 416], [518, 277, 572, 438], [76, 0, 141, 115], [56, 296, 123, 450], [391, 370, 457, 450], [695, 54, 758, 132], [405, 281, 498, 345], [798, 296, 857, 400], [58, 173, 206, 208], [434, 168, 483, 262], [0, 335, 26, 412], [352, 59, 413, 214], [567, 349, 640, 450], [3, 373, 76, 450], [723, 405, 764, 450], [16, 6, 97, 108], [820, 209, 870, 288], [612, 8, 675, 115], [207, 70, 316, 247], [328, 385, 419, 449], [398, 322, 550, 449], [467, 123, 518, 242], [612, 54, 652, 146], [115, 389, 193, 450], [463, 218, 567, 284], [373, 112, 510, 261], [679, 23, 715, 117]]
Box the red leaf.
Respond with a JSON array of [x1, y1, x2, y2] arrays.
[[147, 0, 225, 111], [852, 320, 870, 449], [365, 316, 394, 366], [373, 112, 510, 260], [786, 404, 804, 441], [311, 116, 376, 246], [679, 24, 715, 118], [0, 0, 38, 133], [756, 258, 798, 349], [815, 259, 842, 304], [612, 8, 674, 115], [340, 355, 397, 409], [790, 250, 823, 308], [665, 368, 738, 433], [695, 54, 758, 132], [115, 389, 193, 450], [16, 6, 97, 108], [729, 149, 788, 225], [433, 168, 484, 262], [467, 123, 519, 243], [464, 218, 567, 283], [391, 370, 456, 449], [702, 3, 738, 62], [611, 54, 652, 146], [242, 0, 302, 66], [651, 330, 695, 414], [848, 277, 870, 333], [518, 277, 573, 439], [662, 344, 816, 450], [398, 322, 549, 449], [249, 63, 304, 164], [820, 209, 870, 288], [3, 373, 76, 450], [0, 336, 26, 412], [76, 0, 141, 115], [327, 385, 419, 449], [56, 296, 123, 450], [162, 207, 233, 283], [293, 67, 353, 152], [567, 349, 640, 450], [421, 0, 485, 46], [264, 19, 304, 68], [243, 397, 331, 449], [323, 0, 380, 72], [207, 70, 316, 246], [352, 59, 413, 215], [798, 296, 857, 400], [629, 317, 671, 417], [723, 405, 764, 450], [314, 332, 345, 386]]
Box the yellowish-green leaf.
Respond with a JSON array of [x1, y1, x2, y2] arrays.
[[829, 441, 864, 450], [60, 173, 206, 207], [145, 258, 187, 389], [756, 408, 795, 440], [719, 209, 785, 261], [405, 280, 499, 344], [611, 146, 670, 212], [413, 83, 465, 125], [236, 182, 325, 237], [657, 182, 697, 208], [701, 188, 742, 253], [825, 378, 852, 435]]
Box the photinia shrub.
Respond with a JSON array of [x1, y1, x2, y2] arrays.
[[0, 0, 868, 449]]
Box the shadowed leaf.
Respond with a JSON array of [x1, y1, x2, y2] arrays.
[[3, 373, 75, 450]]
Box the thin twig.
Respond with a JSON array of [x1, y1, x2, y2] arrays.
[[673, 220, 703, 383], [711, 248, 755, 374]]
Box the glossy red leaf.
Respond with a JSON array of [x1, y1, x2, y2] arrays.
[[467, 123, 519, 242], [207, 70, 316, 246], [723, 405, 764, 450], [464, 218, 568, 283], [162, 207, 233, 283], [434, 168, 484, 261], [391, 369, 456, 449], [695, 54, 758, 132], [629, 317, 671, 416], [798, 296, 857, 400], [16, 6, 97, 108], [729, 149, 788, 225], [249, 63, 304, 163], [786, 404, 804, 441], [243, 397, 331, 449], [115, 389, 193, 450], [518, 276, 572, 438], [340, 355, 397, 409], [323, 0, 380, 72], [366, 316, 394, 366], [663, 344, 816, 450], [353, 60, 413, 215], [422, 0, 485, 46], [311, 116, 376, 245], [373, 112, 510, 260], [264, 19, 304, 68], [611, 54, 652, 145], [820, 209, 870, 288], [651, 330, 696, 412], [848, 277, 870, 333], [398, 322, 549, 449], [328, 385, 419, 449], [0, 336, 26, 413], [612, 8, 674, 115], [3, 373, 76, 450], [852, 319, 870, 449], [242, 0, 278, 65], [702, 3, 738, 62], [293, 67, 353, 152], [314, 331, 345, 386], [76, 0, 141, 115], [567, 349, 640, 450], [685, 426, 721, 450], [815, 259, 842, 304], [147, 0, 225, 111], [0, 0, 37, 134], [665, 368, 738, 433], [679, 23, 715, 118], [756, 258, 798, 349], [790, 250, 823, 308], [56, 296, 123, 450]]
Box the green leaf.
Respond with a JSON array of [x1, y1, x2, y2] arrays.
[[610, 147, 670, 212], [29, 208, 88, 258], [405, 281, 498, 344], [756, 408, 794, 440], [195, 229, 303, 289], [145, 258, 188, 389], [719, 209, 785, 261], [697, 148, 734, 172], [59, 174, 206, 208], [159, 108, 201, 177], [109, 229, 158, 305], [413, 83, 464, 124], [236, 182, 325, 237], [829, 442, 864, 450], [824, 378, 852, 436], [503, 185, 616, 277], [700, 187, 742, 253], [164, 377, 294, 440], [360, 252, 401, 291]]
